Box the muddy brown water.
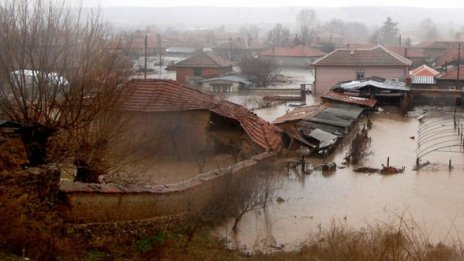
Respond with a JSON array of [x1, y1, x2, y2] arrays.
[[214, 109, 464, 253], [150, 66, 464, 251]]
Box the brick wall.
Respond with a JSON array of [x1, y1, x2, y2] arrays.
[[314, 66, 408, 94], [175, 66, 233, 83]]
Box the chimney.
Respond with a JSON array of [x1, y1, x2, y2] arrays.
[[404, 47, 408, 58]]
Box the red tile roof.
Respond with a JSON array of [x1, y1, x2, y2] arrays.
[[409, 64, 440, 77], [437, 65, 464, 80], [122, 79, 282, 151], [435, 48, 462, 67], [321, 90, 377, 108], [414, 41, 462, 49], [174, 51, 235, 68], [387, 47, 425, 58], [260, 45, 326, 58], [313, 45, 411, 67]]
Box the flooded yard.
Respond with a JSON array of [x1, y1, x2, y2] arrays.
[[216, 111, 464, 252], [151, 64, 464, 252]]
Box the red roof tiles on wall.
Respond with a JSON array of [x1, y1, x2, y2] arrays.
[[122, 79, 282, 151]]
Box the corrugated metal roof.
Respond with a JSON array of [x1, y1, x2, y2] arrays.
[[411, 76, 436, 84], [335, 79, 410, 92], [309, 106, 364, 128], [307, 128, 338, 142], [321, 90, 377, 108], [122, 79, 282, 151], [313, 45, 411, 67]]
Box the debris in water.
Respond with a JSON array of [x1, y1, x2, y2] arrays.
[[353, 167, 380, 173], [380, 165, 405, 175]]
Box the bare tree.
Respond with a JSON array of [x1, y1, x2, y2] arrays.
[[297, 9, 318, 46], [239, 25, 261, 46], [0, 1, 132, 168], [239, 56, 280, 87], [267, 24, 290, 48]]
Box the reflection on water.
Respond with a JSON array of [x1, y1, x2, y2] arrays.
[[215, 112, 464, 252]]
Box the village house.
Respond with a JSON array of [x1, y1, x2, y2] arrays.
[[436, 65, 464, 91], [259, 45, 326, 68], [409, 64, 440, 87], [173, 51, 235, 85], [117, 79, 282, 184], [408, 64, 463, 106], [414, 41, 463, 62], [312, 45, 411, 95], [434, 46, 462, 69], [388, 47, 426, 69]]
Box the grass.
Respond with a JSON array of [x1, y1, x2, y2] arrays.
[[105, 220, 462, 261]]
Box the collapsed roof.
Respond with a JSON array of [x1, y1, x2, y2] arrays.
[[122, 79, 282, 151]]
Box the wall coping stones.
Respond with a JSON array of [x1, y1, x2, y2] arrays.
[[60, 151, 276, 195]]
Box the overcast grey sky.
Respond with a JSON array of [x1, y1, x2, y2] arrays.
[[84, 0, 464, 8]]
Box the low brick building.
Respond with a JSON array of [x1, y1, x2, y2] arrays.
[[173, 51, 235, 84]]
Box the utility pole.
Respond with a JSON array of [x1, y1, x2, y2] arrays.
[[158, 33, 162, 77], [457, 42, 461, 88], [144, 34, 148, 80]]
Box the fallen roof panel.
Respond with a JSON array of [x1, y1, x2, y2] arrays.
[[321, 90, 377, 108]]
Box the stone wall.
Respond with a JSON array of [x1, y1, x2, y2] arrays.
[[60, 152, 275, 223]]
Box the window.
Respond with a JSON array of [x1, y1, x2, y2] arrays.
[[356, 69, 365, 80], [210, 83, 232, 92], [449, 86, 456, 90], [193, 67, 202, 76]]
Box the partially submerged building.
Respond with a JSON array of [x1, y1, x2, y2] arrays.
[[273, 103, 364, 153], [173, 51, 235, 85], [333, 77, 410, 105], [119, 79, 282, 175], [313, 45, 411, 95], [59, 79, 284, 222]]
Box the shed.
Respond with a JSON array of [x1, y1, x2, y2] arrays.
[[198, 75, 252, 92]]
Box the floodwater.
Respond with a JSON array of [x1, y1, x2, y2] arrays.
[[215, 109, 464, 253], [150, 64, 464, 251]]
